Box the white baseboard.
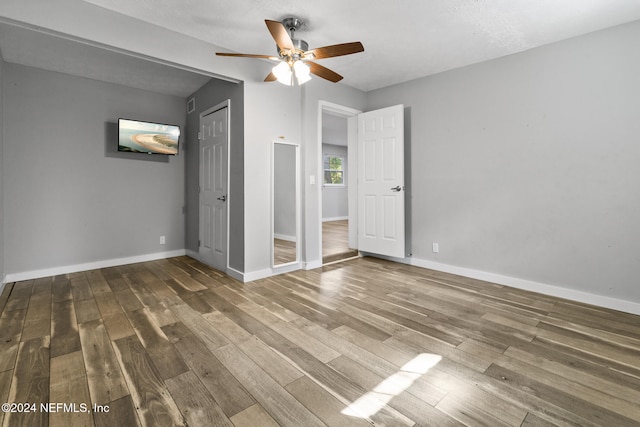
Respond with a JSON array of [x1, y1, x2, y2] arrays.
[[242, 268, 273, 282], [274, 233, 296, 242], [4, 250, 187, 283], [322, 216, 348, 222], [225, 267, 244, 282], [0, 273, 6, 287], [303, 259, 323, 270], [364, 253, 640, 316]]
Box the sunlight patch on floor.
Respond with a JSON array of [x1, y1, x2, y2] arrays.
[[342, 353, 442, 418]]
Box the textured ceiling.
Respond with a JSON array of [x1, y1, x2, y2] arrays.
[[2, 1, 640, 95], [80, 0, 640, 91]]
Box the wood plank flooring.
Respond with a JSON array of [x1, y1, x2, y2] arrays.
[[323, 220, 358, 264], [273, 239, 297, 265], [1, 256, 639, 426]]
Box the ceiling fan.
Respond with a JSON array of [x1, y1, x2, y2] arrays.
[[216, 17, 364, 86]]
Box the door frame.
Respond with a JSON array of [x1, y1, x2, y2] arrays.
[[199, 99, 231, 272], [317, 101, 362, 262]]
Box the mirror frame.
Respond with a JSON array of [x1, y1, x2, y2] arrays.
[[271, 141, 301, 271]]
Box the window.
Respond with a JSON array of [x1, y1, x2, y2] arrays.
[[323, 154, 345, 186]]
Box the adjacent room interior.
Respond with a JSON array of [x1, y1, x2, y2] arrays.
[[1, 1, 639, 425]]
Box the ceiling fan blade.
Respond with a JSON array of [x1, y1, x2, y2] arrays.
[[306, 42, 364, 60], [216, 52, 278, 60], [264, 72, 277, 82], [265, 19, 295, 53], [309, 62, 343, 83]]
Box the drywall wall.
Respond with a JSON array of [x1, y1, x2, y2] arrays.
[[322, 143, 348, 220], [302, 80, 366, 265], [185, 78, 244, 272], [242, 81, 303, 275], [0, 52, 5, 283], [4, 64, 186, 275], [366, 20, 640, 304]]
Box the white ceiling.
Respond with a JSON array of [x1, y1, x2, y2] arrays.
[[1, 1, 640, 95], [79, 0, 640, 91]]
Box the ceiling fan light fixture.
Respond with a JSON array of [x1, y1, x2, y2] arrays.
[[293, 60, 311, 85], [272, 61, 293, 86], [216, 17, 363, 85]]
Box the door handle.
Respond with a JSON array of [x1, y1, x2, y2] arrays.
[[217, 195, 227, 202], [390, 186, 403, 192]]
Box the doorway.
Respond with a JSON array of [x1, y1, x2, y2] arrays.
[[318, 102, 361, 264]]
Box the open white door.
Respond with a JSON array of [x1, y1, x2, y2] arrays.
[[357, 104, 405, 258], [199, 105, 228, 271]]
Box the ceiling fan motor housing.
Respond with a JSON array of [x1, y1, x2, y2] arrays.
[[278, 17, 308, 59]]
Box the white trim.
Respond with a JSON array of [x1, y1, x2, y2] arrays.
[[242, 268, 273, 282], [272, 262, 302, 276], [4, 250, 187, 283], [0, 274, 6, 287], [317, 101, 362, 265], [274, 233, 296, 242], [322, 216, 348, 222], [364, 253, 640, 316], [303, 259, 323, 270], [225, 267, 244, 282]]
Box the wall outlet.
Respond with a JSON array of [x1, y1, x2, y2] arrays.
[[160, 236, 166, 245], [310, 175, 316, 185], [432, 242, 439, 253]]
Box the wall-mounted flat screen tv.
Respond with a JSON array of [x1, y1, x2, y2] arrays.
[[118, 118, 180, 155]]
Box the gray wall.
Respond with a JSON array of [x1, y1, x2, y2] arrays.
[[4, 64, 186, 274], [366, 20, 640, 303], [322, 143, 348, 220], [273, 143, 296, 239], [0, 53, 4, 282], [185, 78, 244, 272]]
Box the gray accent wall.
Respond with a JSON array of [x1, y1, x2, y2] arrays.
[[4, 64, 186, 275], [365, 20, 640, 303], [185, 78, 244, 272]]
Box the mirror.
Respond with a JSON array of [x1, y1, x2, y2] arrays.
[[272, 141, 300, 268]]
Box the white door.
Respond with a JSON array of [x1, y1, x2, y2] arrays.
[[199, 106, 228, 271], [357, 104, 405, 258]]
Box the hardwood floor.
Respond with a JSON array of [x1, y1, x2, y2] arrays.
[[1, 256, 639, 426], [323, 220, 358, 264], [273, 239, 297, 265]]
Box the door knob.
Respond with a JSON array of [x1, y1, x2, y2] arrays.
[[390, 186, 403, 192], [217, 195, 227, 202]]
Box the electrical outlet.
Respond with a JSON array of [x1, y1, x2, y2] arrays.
[[310, 175, 316, 185], [432, 242, 439, 253], [160, 236, 166, 245]]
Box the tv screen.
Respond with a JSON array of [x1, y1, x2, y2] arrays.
[[118, 118, 180, 155]]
